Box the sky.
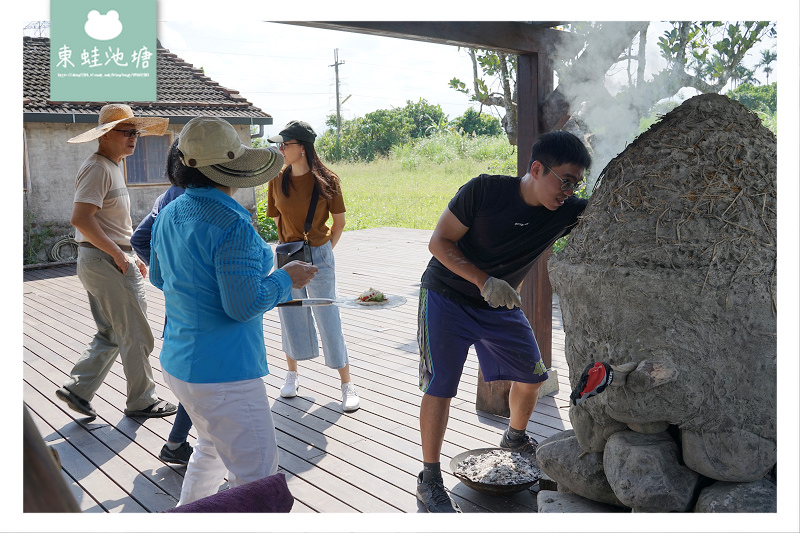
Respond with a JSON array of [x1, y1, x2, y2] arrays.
[[155, 20, 481, 137], [9, 1, 800, 531], [18, 3, 786, 140]]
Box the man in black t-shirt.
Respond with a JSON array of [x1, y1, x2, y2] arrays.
[[415, 131, 592, 513]]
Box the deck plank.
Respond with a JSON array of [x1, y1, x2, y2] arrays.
[[26, 411, 107, 513], [23, 227, 572, 514], [24, 367, 185, 506], [24, 384, 160, 513]]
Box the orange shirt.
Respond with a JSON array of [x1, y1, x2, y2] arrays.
[[266, 170, 346, 246]]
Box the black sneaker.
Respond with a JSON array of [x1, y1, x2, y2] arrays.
[[159, 442, 193, 465], [416, 472, 461, 513], [56, 387, 97, 418], [499, 431, 539, 454]]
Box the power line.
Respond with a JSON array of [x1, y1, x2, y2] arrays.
[[23, 21, 50, 37]]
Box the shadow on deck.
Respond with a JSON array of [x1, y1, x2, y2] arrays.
[[23, 227, 573, 516]]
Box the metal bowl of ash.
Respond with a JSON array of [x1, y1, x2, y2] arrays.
[[449, 447, 542, 494]]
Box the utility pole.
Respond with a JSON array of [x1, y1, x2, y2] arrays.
[[329, 49, 345, 147], [24, 21, 50, 37]]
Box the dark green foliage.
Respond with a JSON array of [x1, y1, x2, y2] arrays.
[[318, 98, 448, 163], [318, 99, 510, 163], [450, 108, 503, 137], [727, 82, 777, 114], [256, 198, 278, 242], [404, 99, 447, 139]]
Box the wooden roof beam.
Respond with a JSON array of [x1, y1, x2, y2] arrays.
[[276, 21, 584, 58]]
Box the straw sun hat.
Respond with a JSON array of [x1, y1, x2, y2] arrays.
[[66, 103, 169, 143], [178, 116, 284, 188]]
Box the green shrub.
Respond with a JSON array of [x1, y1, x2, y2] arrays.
[[450, 108, 503, 136], [255, 198, 278, 242], [317, 99, 447, 163], [757, 109, 777, 134], [727, 82, 777, 114]]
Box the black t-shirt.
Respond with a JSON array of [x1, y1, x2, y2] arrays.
[[421, 174, 587, 308]]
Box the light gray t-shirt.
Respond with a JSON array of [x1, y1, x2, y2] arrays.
[[73, 153, 133, 246]]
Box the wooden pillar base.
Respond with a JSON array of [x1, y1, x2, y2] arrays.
[[475, 368, 560, 418], [476, 368, 511, 418]]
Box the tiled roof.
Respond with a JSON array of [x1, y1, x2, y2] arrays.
[[23, 37, 272, 124]]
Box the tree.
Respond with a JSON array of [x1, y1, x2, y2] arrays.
[[727, 82, 777, 114], [730, 64, 759, 88], [450, 21, 777, 184], [450, 108, 503, 136], [450, 49, 517, 143], [757, 49, 777, 84], [315, 99, 450, 162], [655, 22, 774, 93], [401, 98, 448, 138]]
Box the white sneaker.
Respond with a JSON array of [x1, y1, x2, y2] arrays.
[[280, 371, 299, 398], [341, 382, 360, 412]]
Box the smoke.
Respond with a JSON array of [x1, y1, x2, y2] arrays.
[[552, 22, 677, 192]]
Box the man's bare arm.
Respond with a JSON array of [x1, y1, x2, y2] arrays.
[[428, 208, 488, 291], [71, 202, 129, 273]]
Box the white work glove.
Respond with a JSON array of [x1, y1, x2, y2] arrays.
[[480, 277, 522, 309]]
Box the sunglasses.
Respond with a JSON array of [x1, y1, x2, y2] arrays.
[[113, 128, 142, 138], [277, 141, 300, 150]]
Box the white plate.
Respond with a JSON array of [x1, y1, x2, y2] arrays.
[[337, 294, 408, 310]]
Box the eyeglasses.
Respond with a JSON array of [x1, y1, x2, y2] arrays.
[[277, 141, 300, 150], [113, 128, 142, 138], [545, 165, 584, 192]]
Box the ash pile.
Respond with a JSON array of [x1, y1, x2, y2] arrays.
[[541, 93, 777, 513]]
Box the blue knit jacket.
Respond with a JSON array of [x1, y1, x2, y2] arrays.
[[150, 186, 292, 383]]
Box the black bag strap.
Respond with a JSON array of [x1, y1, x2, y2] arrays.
[[303, 185, 320, 243]]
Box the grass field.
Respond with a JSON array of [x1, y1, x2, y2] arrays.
[[331, 158, 511, 231], [255, 132, 518, 236]]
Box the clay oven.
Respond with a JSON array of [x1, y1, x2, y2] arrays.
[[541, 93, 777, 512]]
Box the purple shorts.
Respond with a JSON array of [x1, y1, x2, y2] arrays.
[[417, 288, 548, 398]]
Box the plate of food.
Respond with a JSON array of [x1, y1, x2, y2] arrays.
[[279, 288, 407, 310], [333, 288, 406, 309], [355, 288, 388, 306], [449, 447, 542, 494]]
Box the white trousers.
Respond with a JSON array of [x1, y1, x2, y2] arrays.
[[164, 371, 279, 506]]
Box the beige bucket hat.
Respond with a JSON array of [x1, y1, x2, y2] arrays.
[[67, 103, 169, 143], [178, 116, 283, 188]]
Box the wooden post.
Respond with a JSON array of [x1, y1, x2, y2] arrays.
[[520, 249, 553, 369], [476, 52, 557, 417]]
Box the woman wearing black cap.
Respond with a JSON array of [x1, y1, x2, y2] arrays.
[[267, 120, 360, 412]]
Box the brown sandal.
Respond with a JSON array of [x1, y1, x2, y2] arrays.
[[124, 399, 178, 418]]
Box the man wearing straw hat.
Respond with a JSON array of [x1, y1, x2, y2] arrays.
[[55, 103, 178, 420]]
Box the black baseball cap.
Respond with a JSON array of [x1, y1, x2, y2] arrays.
[[267, 120, 317, 143]]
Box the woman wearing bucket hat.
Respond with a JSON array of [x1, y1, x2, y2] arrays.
[[266, 120, 360, 412], [149, 116, 318, 505]]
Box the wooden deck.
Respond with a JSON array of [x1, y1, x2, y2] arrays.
[[23, 227, 573, 515]]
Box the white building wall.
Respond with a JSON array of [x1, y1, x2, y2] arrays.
[[23, 121, 258, 229]]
